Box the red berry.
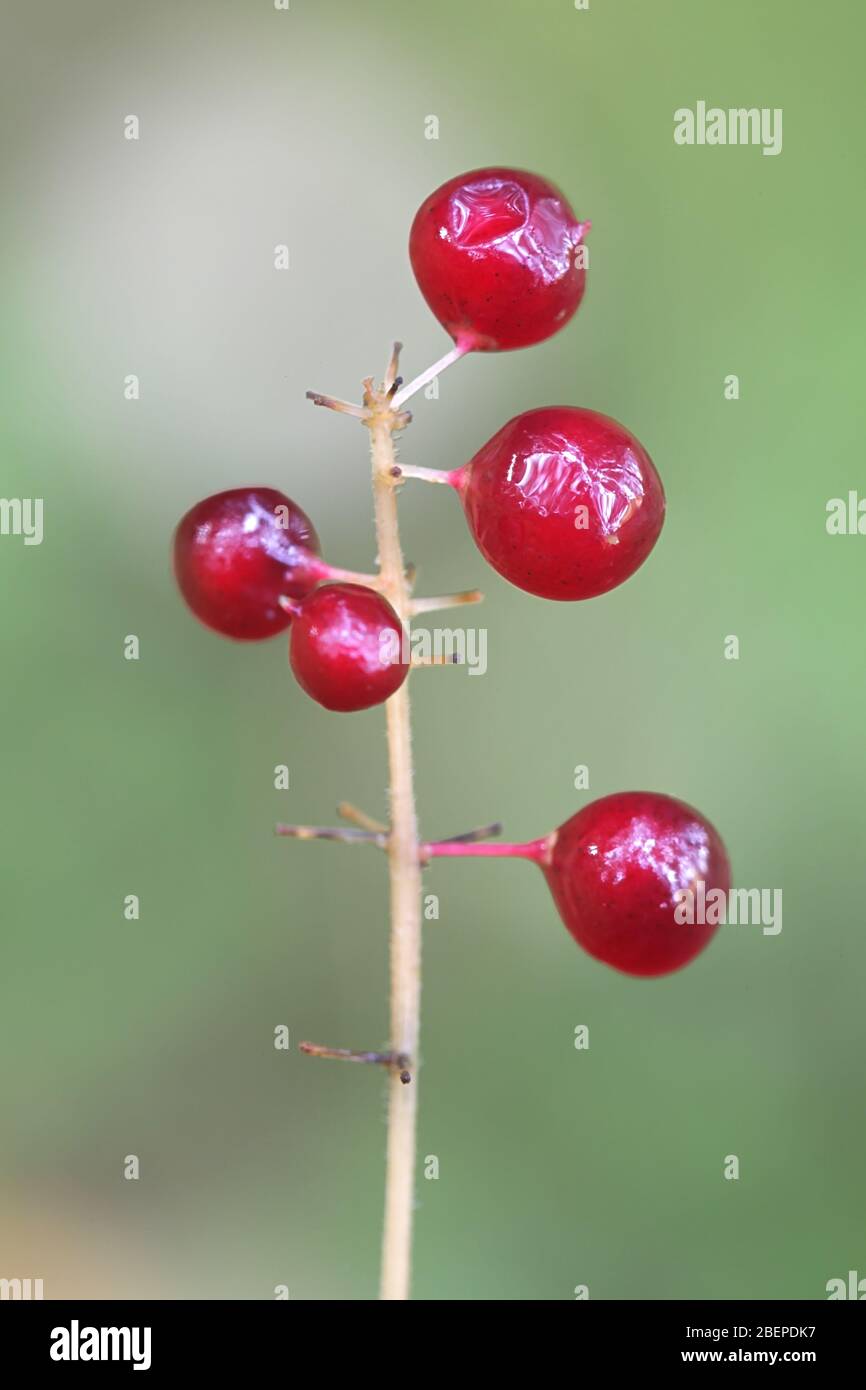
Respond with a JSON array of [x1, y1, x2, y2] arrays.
[[452, 406, 665, 600], [173, 488, 331, 641], [409, 167, 589, 351], [544, 792, 730, 977], [288, 583, 408, 712]]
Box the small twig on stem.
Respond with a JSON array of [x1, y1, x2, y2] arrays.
[[383, 340, 403, 394], [305, 390, 368, 420], [274, 823, 387, 849], [300, 1041, 411, 1082], [337, 802, 389, 834], [410, 652, 460, 668], [410, 589, 484, 616], [431, 822, 503, 846]]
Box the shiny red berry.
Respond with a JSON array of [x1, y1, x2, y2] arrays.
[[452, 406, 665, 600], [409, 167, 589, 352], [544, 792, 731, 977], [173, 487, 336, 641], [288, 583, 408, 713]]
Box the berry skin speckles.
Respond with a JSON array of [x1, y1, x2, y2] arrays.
[[409, 167, 589, 352], [287, 583, 409, 713], [544, 792, 731, 977], [452, 406, 665, 600]]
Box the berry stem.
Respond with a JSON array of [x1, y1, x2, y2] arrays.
[[395, 464, 457, 487], [366, 355, 424, 1303], [421, 835, 553, 865], [390, 340, 470, 409], [307, 559, 384, 587]]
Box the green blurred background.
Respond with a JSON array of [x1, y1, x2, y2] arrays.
[[1, 0, 864, 1300]]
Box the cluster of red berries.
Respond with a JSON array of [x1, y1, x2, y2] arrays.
[[174, 167, 728, 977], [174, 485, 408, 710]]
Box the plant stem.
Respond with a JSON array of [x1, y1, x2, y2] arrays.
[[367, 386, 423, 1302]]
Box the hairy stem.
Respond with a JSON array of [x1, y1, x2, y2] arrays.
[[367, 387, 423, 1302]]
